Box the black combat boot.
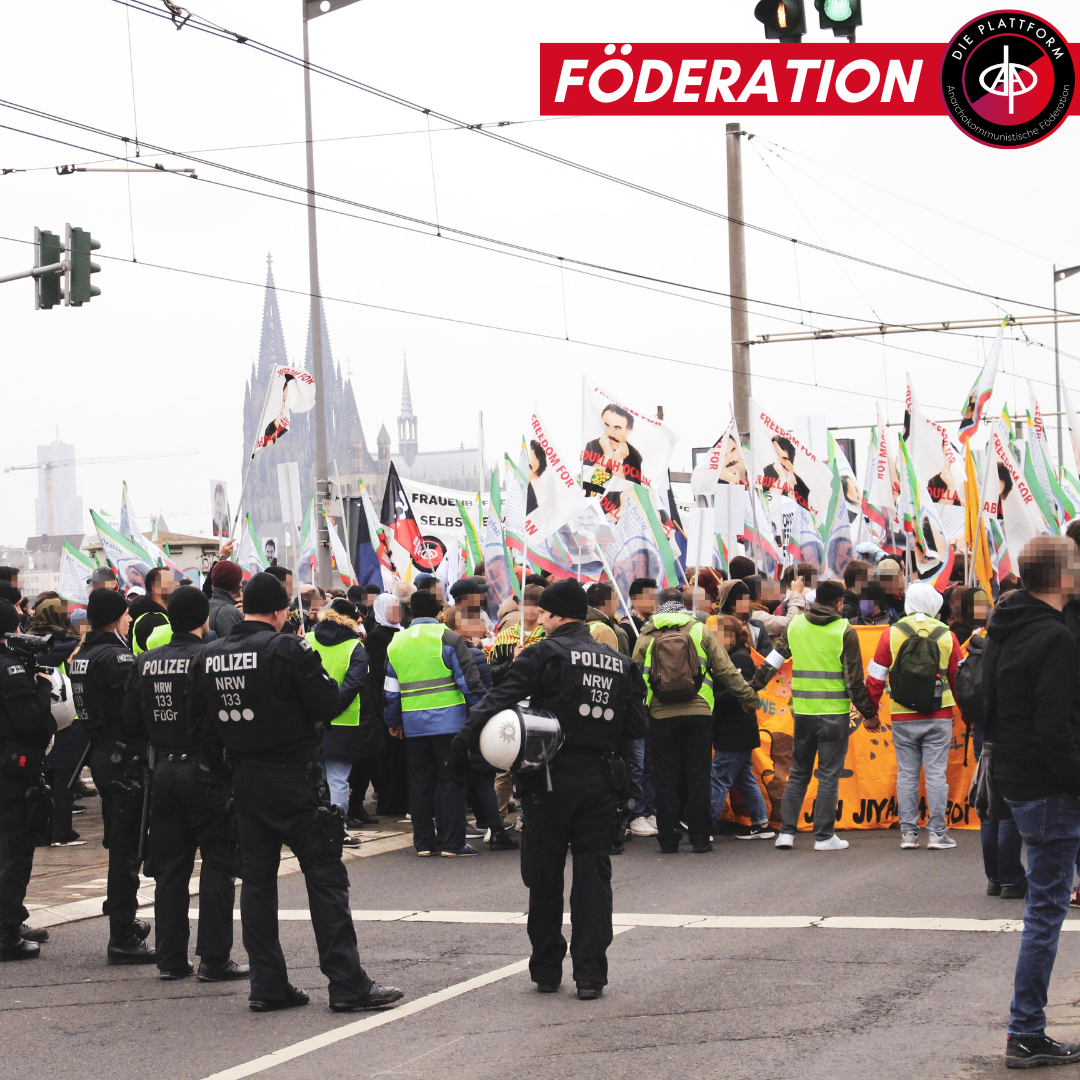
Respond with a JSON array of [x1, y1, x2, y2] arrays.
[[0, 923, 40, 962], [107, 921, 157, 965]]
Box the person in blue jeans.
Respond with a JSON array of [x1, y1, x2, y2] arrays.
[[711, 617, 773, 840], [985, 536, 1080, 1069]]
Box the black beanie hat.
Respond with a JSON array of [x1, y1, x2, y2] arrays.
[[538, 578, 587, 621], [243, 572, 291, 615], [0, 599, 19, 636], [410, 589, 441, 619], [87, 588, 129, 630], [327, 596, 359, 621], [167, 585, 210, 634]]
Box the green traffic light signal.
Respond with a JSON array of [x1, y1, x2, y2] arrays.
[[754, 0, 807, 43], [34, 227, 64, 310], [66, 224, 101, 306], [815, 0, 861, 40]]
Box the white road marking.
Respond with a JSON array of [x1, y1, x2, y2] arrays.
[[147, 909, 1048, 933], [199, 926, 634, 1080]]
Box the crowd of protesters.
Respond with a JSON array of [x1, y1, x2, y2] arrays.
[[8, 520, 1080, 1065]]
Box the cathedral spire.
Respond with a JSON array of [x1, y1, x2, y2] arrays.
[[397, 352, 418, 466], [257, 253, 289, 380]]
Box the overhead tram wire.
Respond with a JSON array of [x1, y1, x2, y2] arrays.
[[3, 103, 1074, 357], [5, 116, 1075, 402], [106, 0, 1074, 319], [0, 230, 968, 413], [5, 115, 582, 175]]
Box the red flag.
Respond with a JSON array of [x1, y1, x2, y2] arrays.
[[379, 462, 425, 564]]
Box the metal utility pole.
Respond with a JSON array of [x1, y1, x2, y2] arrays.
[[1054, 263, 1080, 468], [726, 123, 751, 439], [302, 0, 361, 587]]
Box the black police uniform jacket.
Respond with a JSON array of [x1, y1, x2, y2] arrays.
[[187, 620, 341, 767], [458, 622, 648, 756], [0, 647, 56, 803], [67, 630, 139, 747], [122, 631, 206, 752]]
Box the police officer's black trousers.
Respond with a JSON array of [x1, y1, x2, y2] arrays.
[[0, 820, 35, 929], [232, 761, 373, 1004], [148, 759, 236, 972], [89, 747, 141, 931], [526, 756, 616, 988]]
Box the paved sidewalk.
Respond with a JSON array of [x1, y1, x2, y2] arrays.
[[25, 776, 413, 930]]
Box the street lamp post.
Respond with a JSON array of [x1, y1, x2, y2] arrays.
[[1054, 263, 1080, 469], [302, 0, 361, 588]]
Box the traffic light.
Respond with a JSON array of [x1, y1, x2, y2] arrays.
[[66, 224, 100, 306], [754, 0, 807, 43], [34, 227, 64, 310], [815, 0, 861, 41]]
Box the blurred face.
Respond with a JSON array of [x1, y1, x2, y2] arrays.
[[522, 603, 539, 629], [281, 573, 294, 600], [720, 626, 736, 652], [879, 572, 901, 595], [973, 595, 989, 626], [387, 599, 401, 624], [684, 586, 706, 610], [734, 594, 751, 619], [636, 587, 656, 615], [760, 579, 782, 607], [117, 610, 132, 637], [462, 613, 485, 640]]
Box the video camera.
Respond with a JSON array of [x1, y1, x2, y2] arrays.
[[2, 633, 53, 672]]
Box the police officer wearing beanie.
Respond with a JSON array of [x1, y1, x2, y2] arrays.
[[68, 588, 156, 963], [188, 572, 403, 1013], [122, 586, 249, 983], [0, 599, 56, 961], [449, 578, 647, 1000]]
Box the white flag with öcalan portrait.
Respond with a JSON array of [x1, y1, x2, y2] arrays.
[[253, 366, 317, 454]]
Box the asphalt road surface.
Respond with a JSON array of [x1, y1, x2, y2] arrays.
[[5, 828, 1078, 1080]]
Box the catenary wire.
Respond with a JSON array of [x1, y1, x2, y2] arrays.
[[4, 104, 1074, 350], [0, 231, 1073, 416], [104, 0, 1072, 317]]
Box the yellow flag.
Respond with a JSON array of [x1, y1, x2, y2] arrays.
[[964, 444, 994, 604]]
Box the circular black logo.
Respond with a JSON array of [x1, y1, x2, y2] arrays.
[[940, 9, 1074, 147]]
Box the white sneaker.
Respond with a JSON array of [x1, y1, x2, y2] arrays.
[[900, 832, 919, 849], [927, 832, 957, 850], [814, 835, 849, 851], [646, 815, 658, 831], [630, 817, 658, 837], [774, 833, 794, 849]]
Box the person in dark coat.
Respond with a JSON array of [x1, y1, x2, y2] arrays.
[[366, 594, 409, 817], [33, 600, 87, 846], [710, 616, 774, 840], [443, 607, 518, 851]]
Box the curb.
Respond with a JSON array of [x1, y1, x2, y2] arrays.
[[25, 829, 414, 932]]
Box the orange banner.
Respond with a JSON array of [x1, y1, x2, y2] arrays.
[[722, 625, 977, 831]]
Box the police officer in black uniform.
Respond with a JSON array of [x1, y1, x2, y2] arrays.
[[68, 588, 155, 963], [0, 599, 56, 961], [123, 586, 249, 983], [450, 578, 647, 1000], [187, 572, 402, 1013]]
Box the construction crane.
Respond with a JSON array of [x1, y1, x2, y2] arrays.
[[4, 449, 198, 537]]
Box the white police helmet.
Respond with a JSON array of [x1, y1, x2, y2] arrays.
[[49, 668, 76, 730], [478, 705, 563, 773]]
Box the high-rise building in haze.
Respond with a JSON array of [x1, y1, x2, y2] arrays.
[[35, 438, 83, 537]]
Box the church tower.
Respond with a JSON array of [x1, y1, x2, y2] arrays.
[[397, 355, 418, 466]]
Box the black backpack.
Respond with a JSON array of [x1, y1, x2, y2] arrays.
[[953, 632, 985, 726], [889, 621, 948, 714]]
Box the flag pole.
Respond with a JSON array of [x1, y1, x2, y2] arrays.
[[597, 545, 631, 622], [231, 365, 278, 541]]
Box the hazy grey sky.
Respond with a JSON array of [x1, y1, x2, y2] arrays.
[[1, 0, 1077, 544]]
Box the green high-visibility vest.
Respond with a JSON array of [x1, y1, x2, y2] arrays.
[[132, 612, 171, 655], [305, 632, 360, 726], [787, 614, 850, 715], [642, 612, 714, 710], [386, 622, 465, 714]]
